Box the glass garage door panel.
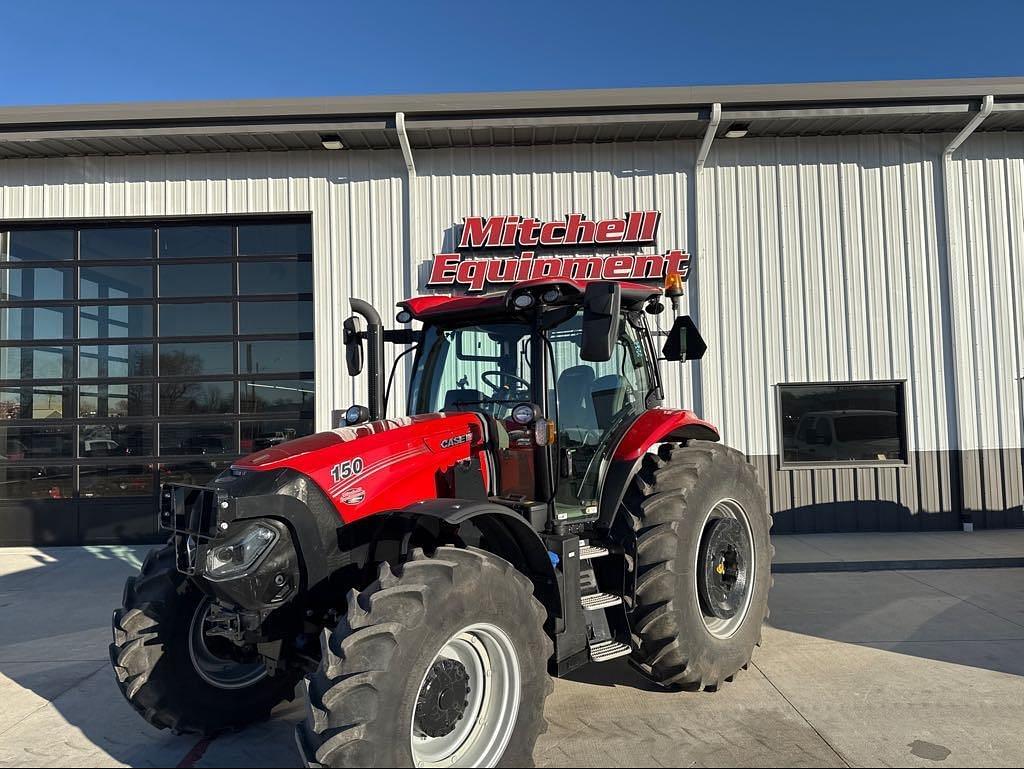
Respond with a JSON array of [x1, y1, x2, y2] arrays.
[[0, 218, 315, 546]]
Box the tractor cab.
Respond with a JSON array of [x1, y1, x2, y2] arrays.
[[391, 277, 703, 523]]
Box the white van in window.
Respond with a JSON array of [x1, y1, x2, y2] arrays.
[[790, 409, 902, 462]]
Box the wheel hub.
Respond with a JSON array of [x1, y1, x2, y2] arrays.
[[698, 513, 753, 624], [414, 659, 471, 738]]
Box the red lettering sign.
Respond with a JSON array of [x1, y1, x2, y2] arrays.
[[433, 211, 687, 293], [426, 251, 691, 293], [459, 211, 659, 249]]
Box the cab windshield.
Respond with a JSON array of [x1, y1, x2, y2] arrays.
[[409, 322, 533, 418]]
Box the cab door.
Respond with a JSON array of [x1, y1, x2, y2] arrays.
[[546, 312, 652, 521]]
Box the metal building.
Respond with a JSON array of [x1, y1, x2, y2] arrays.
[[0, 77, 1021, 545]]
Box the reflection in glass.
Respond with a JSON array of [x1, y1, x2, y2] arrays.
[[79, 344, 153, 378], [4, 230, 75, 262], [80, 424, 152, 456], [239, 300, 313, 334], [0, 346, 72, 380], [79, 465, 154, 497], [159, 342, 234, 376], [159, 459, 232, 488], [79, 305, 153, 339], [79, 383, 153, 418], [0, 386, 73, 420], [238, 260, 312, 295], [240, 418, 314, 453], [159, 225, 233, 258], [159, 422, 235, 456], [239, 340, 314, 374], [780, 383, 906, 463], [0, 268, 73, 301], [0, 465, 73, 500], [159, 381, 235, 415], [2, 306, 73, 340], [159, 302, 232, 336], [80, 265, 152, 299], [158, 263, 232, 297], [238, 222, 312, 255], [0, 425, 73, 459], [79, 228, 152, 260], [240, 379, 314, 414]]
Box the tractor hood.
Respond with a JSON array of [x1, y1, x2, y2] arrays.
[[231, 412, 489, 524]]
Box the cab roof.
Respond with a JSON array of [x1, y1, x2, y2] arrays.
[[399, 279, 663, 322]]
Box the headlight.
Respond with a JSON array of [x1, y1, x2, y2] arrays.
[[513, 293, 535, 309], [204, 523, 278, 581]]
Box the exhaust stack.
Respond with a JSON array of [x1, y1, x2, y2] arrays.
[[350, 298, 385, 420]]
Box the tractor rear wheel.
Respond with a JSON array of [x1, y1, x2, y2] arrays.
[[296, 547, 553, 768], [623, 440, 772, 690], [110, 544, 300, 734]]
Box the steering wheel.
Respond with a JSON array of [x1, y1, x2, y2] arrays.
[[480, 370, 530, 395]]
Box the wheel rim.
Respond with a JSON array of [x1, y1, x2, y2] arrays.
[[187, 599, 269, 690], [410, 623, 521, 768], [695, 498, 756, 639]]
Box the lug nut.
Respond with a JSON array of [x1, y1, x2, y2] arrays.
[[274, 574, 286, 586]]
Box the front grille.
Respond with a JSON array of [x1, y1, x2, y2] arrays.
[[160, 483, 234, 575]]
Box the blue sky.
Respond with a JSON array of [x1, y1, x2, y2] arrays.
[[1, 0, 1021, 106]]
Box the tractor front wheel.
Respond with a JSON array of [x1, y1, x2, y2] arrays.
[[296, 547, 553, 768], [110, 545, 301, 734], [623, 440, 772, 690]]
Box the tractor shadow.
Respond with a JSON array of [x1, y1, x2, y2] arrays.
[[562, 657, 666, 691]]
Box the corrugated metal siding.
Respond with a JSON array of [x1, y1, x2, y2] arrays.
[[0, 133, 1020, 531], [945, 132, 1024, 522], [698, 134, 963, 528], [0, 151, 409, 433], [411, 142, 698, 411]]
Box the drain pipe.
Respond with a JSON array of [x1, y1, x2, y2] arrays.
[[940, 94, 994, 533], [696, 103, 722, 173], [396, 111, 416, 177], [689, 102, 721, 420]]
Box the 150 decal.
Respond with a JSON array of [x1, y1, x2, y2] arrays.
[[330, 457, 364, 483]]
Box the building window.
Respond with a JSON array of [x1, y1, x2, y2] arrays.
[[0, 217, 315, 505], [778, 381, 908, 466]]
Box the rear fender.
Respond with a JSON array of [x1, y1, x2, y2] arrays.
[[597, 409, 720, 530]]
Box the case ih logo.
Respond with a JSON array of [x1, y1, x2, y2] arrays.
[[427, 211, 690, 293]]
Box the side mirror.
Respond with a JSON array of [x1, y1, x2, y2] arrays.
[[343, 316, 364, 376], [662, 315, 707, 361], [580, 282, 621, 362]]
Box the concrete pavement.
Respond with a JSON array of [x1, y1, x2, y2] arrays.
[[0, 538, 1022, 767]]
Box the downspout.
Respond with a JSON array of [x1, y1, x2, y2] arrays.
[[690, 103, 722, 417], [396, 111, 416, 177], [395, 111, 416, 418], [940, 94, 994, 532], [696, 102, 722, 173]]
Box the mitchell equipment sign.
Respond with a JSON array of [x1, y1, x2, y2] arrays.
[[427, 211, 690, 293]]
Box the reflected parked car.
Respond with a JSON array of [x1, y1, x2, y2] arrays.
[[788, 409, 902, 462]]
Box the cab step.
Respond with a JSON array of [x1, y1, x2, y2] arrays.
[[581, 592, 622, 611], [589, 639, 632, 663], [579, 543, 610, 560]]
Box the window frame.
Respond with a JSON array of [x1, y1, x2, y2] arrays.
[[0, 215, 315, 504], [775, 379, 910, 470]]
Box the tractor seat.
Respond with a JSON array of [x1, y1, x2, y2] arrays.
[[592, 374, 627, 428], [557, 366, 598, 430], [558, 366, 602, 446]]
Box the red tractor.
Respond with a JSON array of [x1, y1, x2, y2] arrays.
[[110, 275, 771, 767]]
